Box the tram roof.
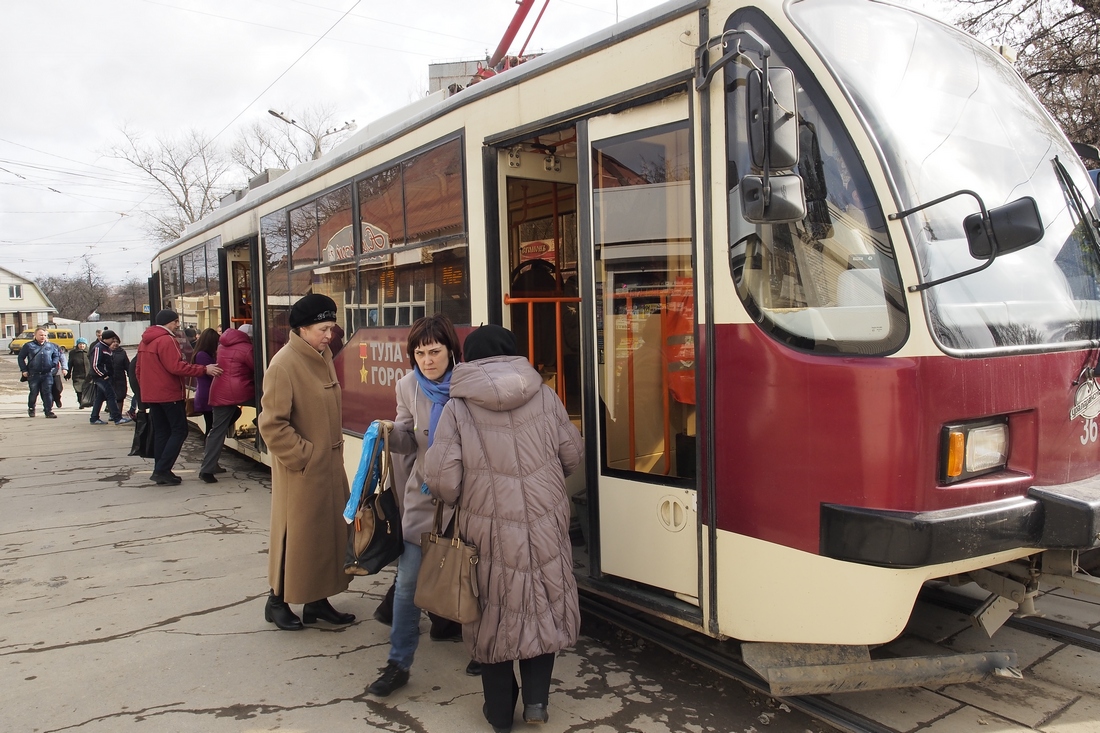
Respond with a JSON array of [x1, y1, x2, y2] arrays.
[[159, 0, 706, 259]]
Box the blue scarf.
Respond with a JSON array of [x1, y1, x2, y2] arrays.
[[414, 366, 452, 446]]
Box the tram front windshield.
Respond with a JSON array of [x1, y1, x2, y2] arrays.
[[791, 0, 1100, 352]]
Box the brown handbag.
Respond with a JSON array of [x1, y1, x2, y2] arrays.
[[414, 502, 480, 624]]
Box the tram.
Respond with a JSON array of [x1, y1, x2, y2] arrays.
[[151, 0, 1100, 694]]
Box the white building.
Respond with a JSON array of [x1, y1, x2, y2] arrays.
[[0, 266, 59, 338]]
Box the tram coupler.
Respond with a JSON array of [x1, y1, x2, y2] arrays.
[[741, 642, 1019, 696], [958, 564, 1042, 636]]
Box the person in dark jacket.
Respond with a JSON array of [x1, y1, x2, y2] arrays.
[[18, 327, 63, 418], [191, 328, 220, 435], [111, 343, 131, 415], [68, 338, 92, 408], [88, 330, 130, 425], [198, 325, 255, 482], [137, 310, 222, 485], [424, 325, 584, 733]]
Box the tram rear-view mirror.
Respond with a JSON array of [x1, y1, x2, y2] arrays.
[[740, 173, 807, 224], [964, 196, 1044, 259], [748, 66, 799, 170]]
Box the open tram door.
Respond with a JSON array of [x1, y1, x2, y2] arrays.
[[494, 96, 700, 614], [580, 96, 701, 609]]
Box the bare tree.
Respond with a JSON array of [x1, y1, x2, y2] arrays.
[[108, 127, 238, 243], [37, 259, 110, 320], [232, 104, 356, 178], [950, 0, 1100, 146]]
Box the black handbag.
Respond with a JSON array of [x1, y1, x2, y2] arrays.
[[344, 424, 404, 576], [129, 410, 155, 458]]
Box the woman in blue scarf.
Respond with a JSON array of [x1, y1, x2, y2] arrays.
[[368, 313, 466, 697]]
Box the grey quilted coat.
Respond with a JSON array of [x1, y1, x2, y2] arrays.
[[423, 355, 584, 664]]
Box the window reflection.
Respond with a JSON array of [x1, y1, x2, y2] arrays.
[[594, 122, 696, 480]]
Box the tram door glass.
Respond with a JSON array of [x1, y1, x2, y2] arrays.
[[593, 122, 696, 480], [506, 176, 581, 418]]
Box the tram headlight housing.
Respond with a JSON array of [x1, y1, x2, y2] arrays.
[[940, 419, 1009, 484]]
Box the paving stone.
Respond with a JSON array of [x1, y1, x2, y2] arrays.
[[1030, 646, 1100, 697], [827, 687, 961, 732], [1040, 692, 1100, 732], [939, 676, 1078, 728]]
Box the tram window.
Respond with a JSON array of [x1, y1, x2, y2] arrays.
[[403, 141, 464, 246], [359, 166, 404, 248], [317, 186, 353, 263], [290, 201, 321, 269], [593, 122, 697, 482], [724, 9, 906, 355], [261, 210, 291, 357]]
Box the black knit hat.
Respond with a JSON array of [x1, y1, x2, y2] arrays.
[[463, 324, 517, 362], [289, 293, 338, 329], [155, 309, 179, 326]]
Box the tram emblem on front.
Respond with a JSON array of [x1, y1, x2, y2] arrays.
[[1070, 369, 1100, 444]]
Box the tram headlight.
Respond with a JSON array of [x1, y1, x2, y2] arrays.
[[941, 419, 1009, 484]]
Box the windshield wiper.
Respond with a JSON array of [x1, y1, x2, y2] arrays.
[[1052, 155, 1100, 254]]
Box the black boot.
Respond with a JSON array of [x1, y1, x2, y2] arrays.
[[264, 591, 303, 630], [302, 597, 355, 625], [373, 582, 395, 625]]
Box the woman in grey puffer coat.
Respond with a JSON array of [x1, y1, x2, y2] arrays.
[[424, 325, 583, 733]]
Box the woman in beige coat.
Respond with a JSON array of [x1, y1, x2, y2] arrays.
[[258, 293, 354, 630], [424, 325, 584, 733]]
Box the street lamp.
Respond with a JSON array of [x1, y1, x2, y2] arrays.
[[267, 109, 356, 160]]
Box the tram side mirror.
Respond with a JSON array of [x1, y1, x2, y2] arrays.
[[740, 174, 807, 224], [964, 196, 1044, 259], [748, 66, 799, 169]]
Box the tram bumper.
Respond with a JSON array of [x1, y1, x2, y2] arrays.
[[820, 475, 1100, 568]]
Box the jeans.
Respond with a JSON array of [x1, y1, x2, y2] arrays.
[[27, 372, 54, 414], [481, 653, 556, 728], [89, 378, 121, 423], [149, 401, 188, 475], [200, 405, 240, 474], [388, 540, 423, 670]]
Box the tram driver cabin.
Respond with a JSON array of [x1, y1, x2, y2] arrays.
[[152, 0, 1100, 694]]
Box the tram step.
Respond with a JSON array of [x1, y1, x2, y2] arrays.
[[741, 642, 1019, 696]]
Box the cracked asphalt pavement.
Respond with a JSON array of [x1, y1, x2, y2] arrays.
[[0, 352, 825, 733]]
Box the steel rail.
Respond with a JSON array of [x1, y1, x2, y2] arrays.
[[918, 586, 1100, 654], [579, 593, 897, 733]]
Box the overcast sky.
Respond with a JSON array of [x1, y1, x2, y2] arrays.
[[0, 0, 685, 283], [0, 0, 947, 286]]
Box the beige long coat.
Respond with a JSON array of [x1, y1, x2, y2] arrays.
[[423, 355, 584, 664], [258, 331, 351, 604]]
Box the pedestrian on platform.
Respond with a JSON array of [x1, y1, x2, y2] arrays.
[[88, 330, 130, 426], [424, 324, 584, 733], [368, 313, 471, 698], [68, 338, 92, 408], [137, 310, 221, 485], [18, 327, 63, 418], [111, 341, 131, 416], [257, 294, 354, 631], [199, 324, 255, 483], [191, 328, 220, 436]]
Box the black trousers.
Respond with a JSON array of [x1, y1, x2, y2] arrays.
[[481, 652, 555, 729]]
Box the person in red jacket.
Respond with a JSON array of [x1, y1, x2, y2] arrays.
[[137, 310, 222, 485], [198, 324, 256, 483]]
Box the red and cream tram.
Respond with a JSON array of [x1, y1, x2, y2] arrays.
[[152, 0, 1100, 693]]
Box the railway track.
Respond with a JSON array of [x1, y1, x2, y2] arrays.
[[578, 592, 897, 733], [918, 584, 1100, 654]]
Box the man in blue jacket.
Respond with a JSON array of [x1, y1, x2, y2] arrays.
[[18, 327, 63, 418]]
